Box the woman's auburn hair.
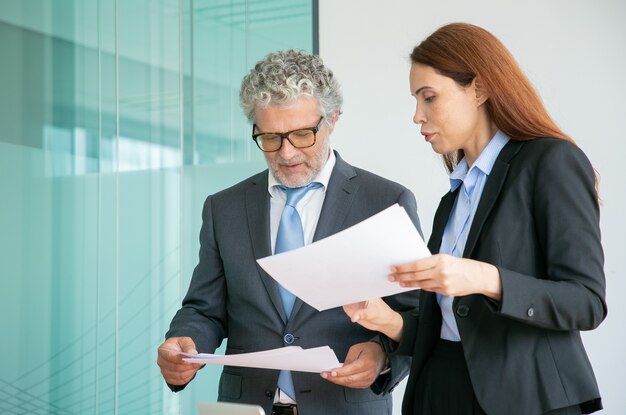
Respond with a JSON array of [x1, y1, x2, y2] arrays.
[[410, 23, 574, 173]]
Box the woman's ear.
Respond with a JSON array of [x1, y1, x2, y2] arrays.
[[473, 77, 489, 106]]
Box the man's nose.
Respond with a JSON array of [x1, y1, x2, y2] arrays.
[[277, 136, 299, 158]]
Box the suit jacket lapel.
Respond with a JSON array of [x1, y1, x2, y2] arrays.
[[312, 152, 358, 241], [428, 190, 458, 254], [290, 152, 358, 319], [246, 171, 289, 323], [463, 140, 524, 257]]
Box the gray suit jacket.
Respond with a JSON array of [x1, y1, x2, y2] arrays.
[[166, 151, 422, 415]]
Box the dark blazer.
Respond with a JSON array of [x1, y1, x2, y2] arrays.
[[166, 151, 422, 415], [396, 138, 606, 415]]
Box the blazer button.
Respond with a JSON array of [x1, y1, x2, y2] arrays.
[[265, 390, 273, 400], [284, 333, 295, 344], [456, 304, 470, 318], [527, 307, 535, 317]]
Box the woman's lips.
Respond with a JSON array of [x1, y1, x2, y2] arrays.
[[422, 132, 435, 142]]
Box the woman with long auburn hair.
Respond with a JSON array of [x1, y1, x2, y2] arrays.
[[342, 23, 606, 414]]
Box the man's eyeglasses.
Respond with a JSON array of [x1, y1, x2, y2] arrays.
[[252, 117, 324, 152]]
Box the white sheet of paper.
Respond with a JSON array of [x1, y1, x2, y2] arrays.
[[257, 204, 430, 311], [178, 346, 341, 373]]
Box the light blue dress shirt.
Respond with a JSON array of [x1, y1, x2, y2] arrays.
[[437, 131, 510, 341]]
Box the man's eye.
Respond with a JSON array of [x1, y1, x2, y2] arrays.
[[292, 130, 311, 138]]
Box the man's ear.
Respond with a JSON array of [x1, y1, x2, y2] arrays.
[[326, 111, 340, 135], [473, 77, 489, 106]]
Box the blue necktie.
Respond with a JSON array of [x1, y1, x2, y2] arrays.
[[275, 182, 321, 400]]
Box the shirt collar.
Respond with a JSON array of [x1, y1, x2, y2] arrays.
[[268, 147, 336, 197], [449, 130, 510, 192]]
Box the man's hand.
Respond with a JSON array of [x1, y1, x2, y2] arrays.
[[343, 298, 404, 342], [157, 337, 202, 386], [320, 342, 387, 389]]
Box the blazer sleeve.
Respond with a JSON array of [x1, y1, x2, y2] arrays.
[[165, 195, 228, 390], [497, 141, 607, 331], [372, 187, 422, 394]]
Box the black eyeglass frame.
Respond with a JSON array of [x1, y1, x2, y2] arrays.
[[251, 116, 324, 152]]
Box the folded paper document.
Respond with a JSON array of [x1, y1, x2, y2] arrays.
[[176, 345, 342, 373], [257, 204, 430, 311]]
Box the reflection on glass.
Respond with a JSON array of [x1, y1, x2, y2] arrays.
[[0, 0, 313, 413]]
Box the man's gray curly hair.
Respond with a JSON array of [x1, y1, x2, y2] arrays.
[[239, 49, 343, 124]]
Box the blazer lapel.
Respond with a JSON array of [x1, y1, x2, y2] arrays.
[[463, 140, 524, 257], [313, 153, 358, 241], [290, 152, 358, 319], [246, 172, 289, 323], [428, 190, 458, 254]]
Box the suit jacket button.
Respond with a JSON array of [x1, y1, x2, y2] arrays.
[[265, 390, 273, 400], [456, 304, 470, 318], [284, 333, 295, 344], [527, 307, 535, 317]]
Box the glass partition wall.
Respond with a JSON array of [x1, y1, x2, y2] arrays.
[[0, 1, 315, 413]]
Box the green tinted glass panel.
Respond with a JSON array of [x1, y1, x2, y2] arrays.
[[0, 0, 313, 413]]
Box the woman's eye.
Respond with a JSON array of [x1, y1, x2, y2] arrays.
[[424, 96, 435, 103]]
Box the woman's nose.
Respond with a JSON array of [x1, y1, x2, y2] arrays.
[[413, 104, 426, 124]]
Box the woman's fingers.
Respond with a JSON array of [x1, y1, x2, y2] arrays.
[[392, 255, 439, 274]]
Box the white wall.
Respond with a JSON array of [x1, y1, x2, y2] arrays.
[[319, 0, 626, 413]]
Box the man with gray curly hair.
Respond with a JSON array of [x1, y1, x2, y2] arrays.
[[158, 49, 422, 415], [239, 49, 342, 124]]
